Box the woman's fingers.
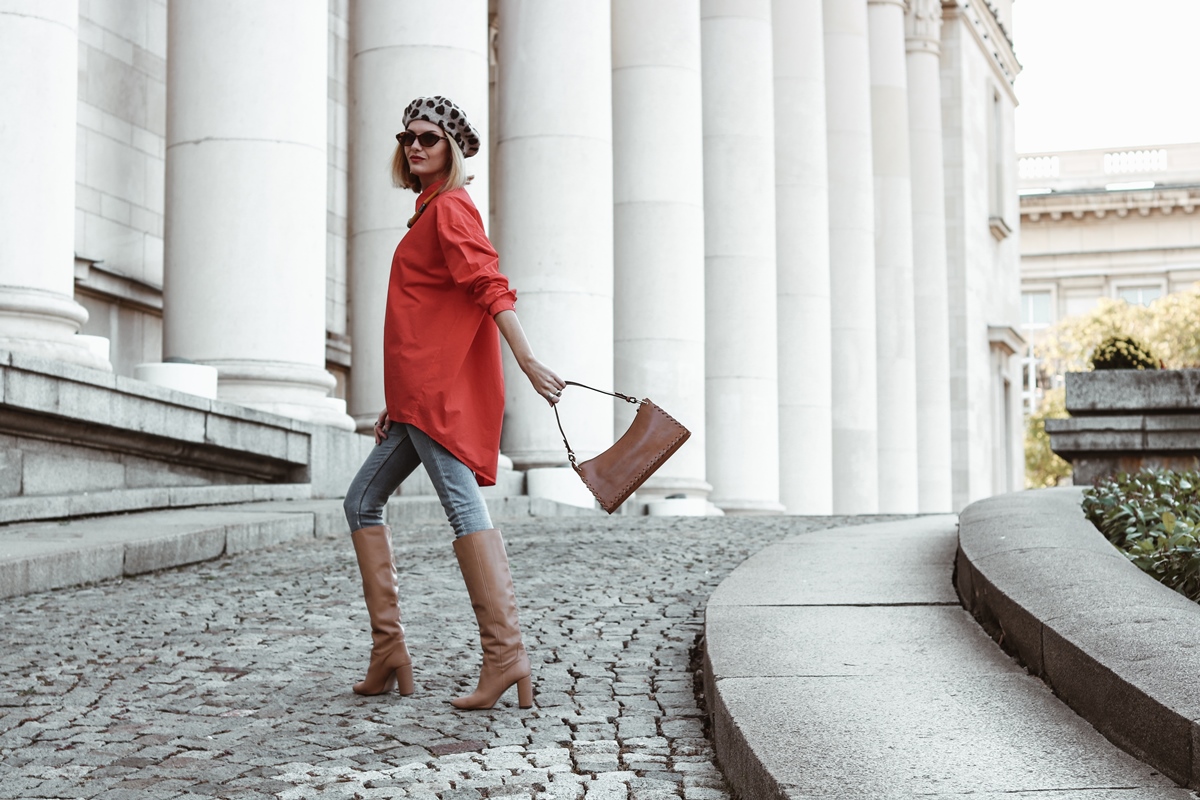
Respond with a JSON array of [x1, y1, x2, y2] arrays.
[[374, 408, 390, 443], [523, 360, 566, 405], [541, 372, 565, 405]]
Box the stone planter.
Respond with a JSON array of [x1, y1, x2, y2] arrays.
[[1046, 369, 1200, 484]]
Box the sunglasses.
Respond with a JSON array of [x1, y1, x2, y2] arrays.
[[396, 130, 447, 148]]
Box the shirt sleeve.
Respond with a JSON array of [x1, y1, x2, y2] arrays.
[[434, 195, 518, 317]]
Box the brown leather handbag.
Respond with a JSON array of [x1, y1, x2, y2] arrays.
[[552, 381, 691, 514]]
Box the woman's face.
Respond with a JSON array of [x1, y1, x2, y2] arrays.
[[404, 119, 450, 184]]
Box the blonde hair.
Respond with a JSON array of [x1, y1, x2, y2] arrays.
[[391, 130, 473, 196]]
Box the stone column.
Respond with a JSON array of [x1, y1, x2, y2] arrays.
[[774, 0, 833, 514], [347, 0, 489, 431], [612, 0, 710, 506], [824, 0, 879, 513], [0, 0, 108, 371], [702, 0, 783, 514], [494, 0, 613, 469], [906, 0, 954, 512], [868, 0, 919, 513], [164, 0, 352, 429]]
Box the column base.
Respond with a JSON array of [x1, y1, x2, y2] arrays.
[[0, 287, 113, 372], [525, 466, 596, 510], [506, 449, 574, 471], [645, 497, 713, 516], [713, 499, 787, 516], [631, 476, 713, 504], [206, 359, 356, 431]]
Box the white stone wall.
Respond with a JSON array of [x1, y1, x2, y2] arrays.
[[326, 0, 349, 342], [74, 0, 166, 283], [325, 0, 350, 397], [941, 2, 1023, 509], [71, 0, 166, 377]]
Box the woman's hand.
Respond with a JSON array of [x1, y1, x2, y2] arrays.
[[493, 310, 566, 406], [373, 408, 391, 445], [522, 357, 566, 406]]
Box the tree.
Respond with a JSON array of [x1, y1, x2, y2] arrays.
[[1035, 286, 1200, 373], [1024, 284, 1200, 489]]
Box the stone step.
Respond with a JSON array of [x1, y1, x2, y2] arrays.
[[0, 494, 602, 600], [0, 482, 313, 526]]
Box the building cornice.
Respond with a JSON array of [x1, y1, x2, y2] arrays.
[[1020, 186, 1200, 222], [942, 0, 1020, 98]]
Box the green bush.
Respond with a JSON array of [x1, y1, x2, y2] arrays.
[[1089, 334, 1159, 371], [1082, 469, 1200, 601]]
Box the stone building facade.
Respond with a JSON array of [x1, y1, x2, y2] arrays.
[[1018, 142, 1200, 411], [2, 0, 1023, 515]]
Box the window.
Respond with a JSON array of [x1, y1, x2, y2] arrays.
[[1117, 285, 1162, 307], [1021, 290, 1052, 327], [1020, 290, 1052, 415]]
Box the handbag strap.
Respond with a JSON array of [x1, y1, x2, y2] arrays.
[[552, 381, 642, 468]]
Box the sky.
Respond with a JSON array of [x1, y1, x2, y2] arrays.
[[1013, 0, 1200, 154]]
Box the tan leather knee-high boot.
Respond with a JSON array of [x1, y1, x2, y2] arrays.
[[351, 525, 414, 696], [451, 528, 533, 710]]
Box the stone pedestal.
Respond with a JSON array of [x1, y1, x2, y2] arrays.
[[701, 0, 783, 515], [494, 0, 614, 468], [774, 0, 833, 514], [163, 0, 352, 430], [824, 0, 879, 513], [1047, 370, 1200, 484], [868, 0, 919, 513], [347, 0, 489, 432], [0, 1, 109, 372], [906, 0, 954, 512], [612, 0, 710, 506]]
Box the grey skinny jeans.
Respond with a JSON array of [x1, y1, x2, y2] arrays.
[[343, 423, 493, 538]]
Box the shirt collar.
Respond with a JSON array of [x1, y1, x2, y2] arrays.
[[417, 178, 447, 205]]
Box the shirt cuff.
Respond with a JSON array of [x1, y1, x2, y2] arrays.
[[487, 296, 517, 317]]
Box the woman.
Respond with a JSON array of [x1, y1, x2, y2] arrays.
[[343, 95, 564, 711]]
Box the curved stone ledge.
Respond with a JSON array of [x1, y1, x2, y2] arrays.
[[956, 487, 1200, 788]]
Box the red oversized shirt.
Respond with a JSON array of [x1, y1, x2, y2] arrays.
[[383, 183, 517, 486]]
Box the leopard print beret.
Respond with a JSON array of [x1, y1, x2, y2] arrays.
[[402, 95, 481, 158]]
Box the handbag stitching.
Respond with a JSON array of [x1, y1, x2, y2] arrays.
[[577, 402, 690, 511]]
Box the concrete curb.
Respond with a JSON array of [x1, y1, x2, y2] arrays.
[[956, 487, 1200, 788], [0, 494, 603, 599]]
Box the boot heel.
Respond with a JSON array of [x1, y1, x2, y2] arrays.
[[396, 663, 414, 696], [516, 675, 533, 709]]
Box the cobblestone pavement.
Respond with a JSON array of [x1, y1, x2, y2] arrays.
[[0, 514, 889, 800]]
